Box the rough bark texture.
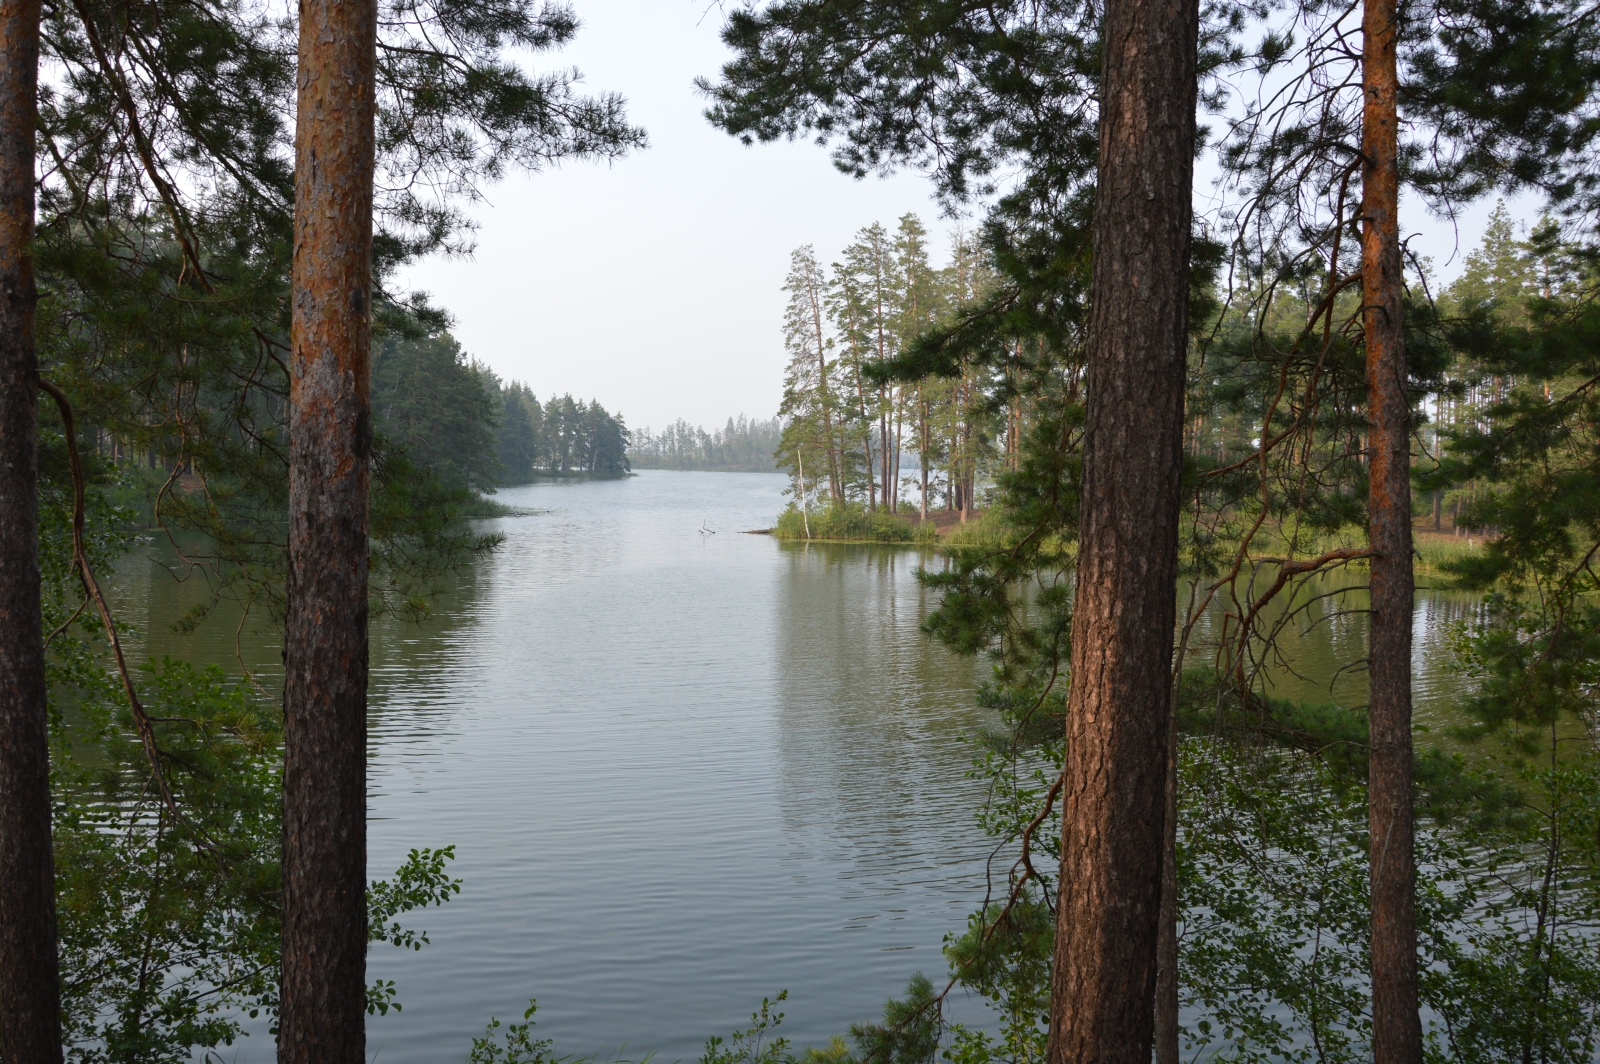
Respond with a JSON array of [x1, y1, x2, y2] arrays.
[[1361, 0, 1421, 1059], [0, 0, 63, 1058], [278, 0, 376, 1057], [1045, 0, 1197, 1053], [1153, 698, 1181, 1064]]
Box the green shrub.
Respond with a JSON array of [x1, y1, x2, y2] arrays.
[[773, 503, 937, 544]]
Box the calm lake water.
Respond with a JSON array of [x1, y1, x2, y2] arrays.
[[103, 469, 1479, 1061], [112, 470, 995, 1061]]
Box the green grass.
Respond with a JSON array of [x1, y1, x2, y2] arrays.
[[1414, 531, 1487, 573], [941, 510, 1011, 551], [773, 503, 939, 544]]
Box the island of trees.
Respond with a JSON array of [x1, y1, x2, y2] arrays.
[[774, 222, 1001, 529]]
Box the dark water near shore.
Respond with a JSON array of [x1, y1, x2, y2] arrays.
[[104, 470, 1478, 1061]]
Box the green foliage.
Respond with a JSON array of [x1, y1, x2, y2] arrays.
[[774, 503, 938, 543], [484, 378, 632, 481], [937, 512, 1011, 551], [1177, 739, 1376, 1062], [50, 654, 464, 1059], [374, 330, 502, 493], [847, 974, 941, 1064], [467, 1001, 559, 1064], [366, 846, 466, 1016], [943, 900, 1050, 1062], [34, 470, 461, 1060], [1446, 596, 1600, 748], [702, 991, 792, 1064], [53, 658, 284, 1064], [1423, 756, 1600, 1064], [700, 0, 1101, 213], [797, 1036, 855, 1063]]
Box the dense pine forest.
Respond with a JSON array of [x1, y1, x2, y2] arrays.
[[372, 330, 632, 490], [2, 0, 1600, 1054]]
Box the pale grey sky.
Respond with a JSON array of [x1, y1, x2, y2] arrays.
[[393, 0, 953, 433], [396, 0, 1534, 434]]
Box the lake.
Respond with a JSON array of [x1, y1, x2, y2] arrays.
[[112, 470, 995, 1060], [103, 469, 1478, 1061]]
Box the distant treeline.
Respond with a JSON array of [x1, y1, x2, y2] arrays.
[[629, 416, 783, 472], [493, 383, 630, 481], [372, 328, 631, 492]]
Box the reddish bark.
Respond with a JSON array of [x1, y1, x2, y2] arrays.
[[1361, 0, 1422, 1057], [1045, 0, 1198, 1053], [0, 0, 63, 1057], [277, 0, 377, 1057]]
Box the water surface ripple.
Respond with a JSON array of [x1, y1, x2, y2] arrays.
[[361, 471, 993, 1060], [102, 470, 1479, 1061]]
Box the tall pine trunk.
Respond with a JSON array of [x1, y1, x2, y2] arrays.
[[890, 392, 903, 515], [0, 0, 63, 1057], [278, 0, 377, 1056], [848, 348, 875, 508], [1154, 691, 1180, 1064], [918, 389, 929, 521], [811, 294, 841, 502], [1045, 0, 1197, 1050], [881, 408, 891, 512], [1361, 0, 1421, 1058]]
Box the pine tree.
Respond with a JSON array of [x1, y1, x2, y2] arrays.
[[893, 214, 937, 516], [779, 246, 843, 499], [1362, 0, 1421, 1056], [278, 0, 377, 1056], [0, 0, 63, 1056], [1046, 0, 1199, 1055], [495, 384, 541, 483], [834, 224, 901, 509]]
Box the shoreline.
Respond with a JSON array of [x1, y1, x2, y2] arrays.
[[760, 508, 994, 546]]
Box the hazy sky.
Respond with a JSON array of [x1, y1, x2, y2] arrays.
[[393, 0, 950, 433], [396, 0, 1529, 433]]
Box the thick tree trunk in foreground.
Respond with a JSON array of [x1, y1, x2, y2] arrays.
[[0, 0, 62, 1059], [1154, 697, 1181, 1064], [1045, 0, 1197, 1053], [278, 0, 376, 1057], [1361, 0, 1421, 1060]]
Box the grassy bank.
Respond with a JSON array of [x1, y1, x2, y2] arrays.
[[773, 503, 939, 544], [1414, 529, 1491, 573], [768, 504, 1020, 548]]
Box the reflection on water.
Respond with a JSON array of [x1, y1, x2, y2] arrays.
[[1181, 566, 1483, 730], [772, 544, 993, 960], [113, 472, 993, 1060], [100, 471, 1482, 1060]]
